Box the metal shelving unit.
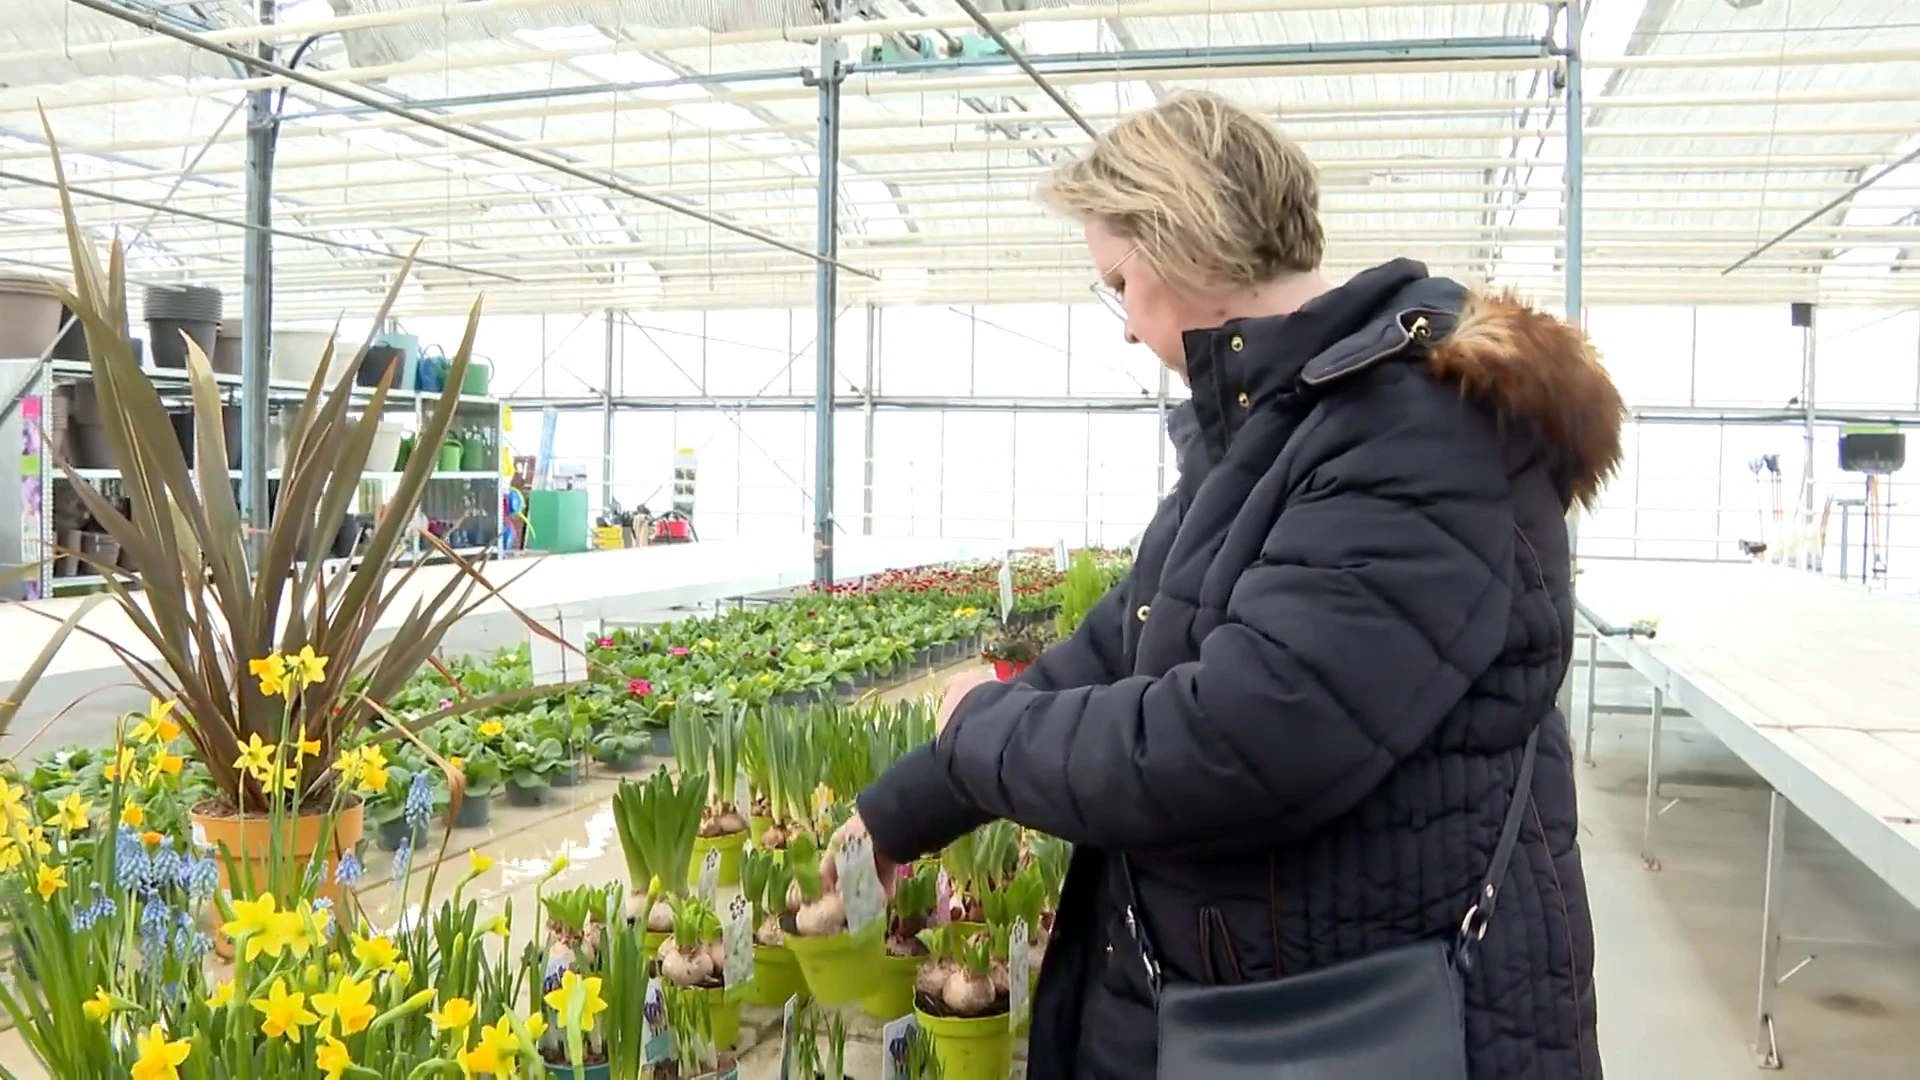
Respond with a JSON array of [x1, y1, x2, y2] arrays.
[[27, 357, 507, 598]]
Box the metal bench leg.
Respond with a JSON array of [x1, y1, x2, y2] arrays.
[[1581, 630, 1599, 765], [1752, 791, 1787, 1068], [1640, 687, 1664, 870]]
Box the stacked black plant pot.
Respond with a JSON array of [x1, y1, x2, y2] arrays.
[[143, 284, 223, 369]]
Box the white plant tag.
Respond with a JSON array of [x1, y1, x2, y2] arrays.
[[1009, 917, 1032, 1032], [835, 832, 886, 936], [881, 1014, 920, 1080], [642, 977, 671, 1064], [734, 767, 752, 824], [723, 894, 755, 992], [1053, 539, 1069, 572], [997, 555, 1015, 624], [698, 847, 721, 906], [777, 994, 800, 1080]]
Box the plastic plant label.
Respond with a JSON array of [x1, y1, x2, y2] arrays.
[[1053, 539, 1069, 572], [835, 832, 886, 937], [642, 977, 672, 1065], [1009, 917, 1032, 1032], [528, 613, 570, 684], [998, 555, 1015, 624], [777, 994, 800, 1080], [699, 847, 721, 906], [708, 1068, 740, 1080], [734, 768, 752, 825], [881, 1014, 920, 1080], [723, 894, 755, 992]]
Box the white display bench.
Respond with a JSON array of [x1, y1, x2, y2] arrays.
[[1575, 560, 1920, 1069], [0, 536, 1005, 755]]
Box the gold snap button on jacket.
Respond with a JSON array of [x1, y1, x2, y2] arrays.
[[1236, 391, 1251, 407], [1136, 604, 1151, 622], [1229, 334, 1245, 352]]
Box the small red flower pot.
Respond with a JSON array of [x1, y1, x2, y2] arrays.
[[992, 659, 1032, 681]]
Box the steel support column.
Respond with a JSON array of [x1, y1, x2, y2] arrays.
[[1556, 0, 1585, 726], [1799, 306, 1818, 571], [239, 0, 274, 555], [602, 310, 616, 515], [863, 303, 878, 537], [810, 9, 845, 587]]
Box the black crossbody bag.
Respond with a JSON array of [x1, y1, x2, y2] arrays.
[[1119, 726, 1539, 1079]]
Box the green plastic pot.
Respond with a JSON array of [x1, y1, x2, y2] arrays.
[[693, 985, 744, 1051], [435, 437, 463, 472], [749, 814, 773, 844], [784, 919, 883, 1006], [916, 1007, 1014, 1080], [691, 829, 747, 888], [543, 1060, 609, 1078], [743, 943, 807, 1006], [860, 950, 922, 1021]]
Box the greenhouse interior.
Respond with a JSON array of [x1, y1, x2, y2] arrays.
[[1, 0, 1918, 1076]]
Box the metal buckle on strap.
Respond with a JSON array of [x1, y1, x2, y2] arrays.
[[1125, 905, 1163, 994]]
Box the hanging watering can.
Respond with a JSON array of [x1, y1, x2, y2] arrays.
[[460, 430, 489, 472], [461, 357, 492, 397], [436, 436, 464, 473], [417, 348, 449, 394]]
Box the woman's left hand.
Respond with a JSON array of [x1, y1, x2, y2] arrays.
[[936, 669, 998, 736]]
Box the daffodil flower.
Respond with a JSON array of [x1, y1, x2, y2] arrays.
[[543, 971, 608, 1035], [316, 1035, 353, 1080], [53, 791, 91, 832], [206, 980, 234, 1009], [233, 733, 275, 776], [34, 864, 66, 900], [120, 802, 146, 828], [428, 996, 477, 1034], [130, 1022, 191, 1080], [251, 978, 319, 1043], [82, 987, 116, 1022], [129, 698, 181, 744], [312, 973, 376, 1036], [350, 932, 400, 973], [223, 894, 293, 962], [289, 645, 329, 687], [248, 654, 289, 698]]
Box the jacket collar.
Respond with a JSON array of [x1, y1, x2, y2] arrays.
[[1181, 258, 1441, 460]]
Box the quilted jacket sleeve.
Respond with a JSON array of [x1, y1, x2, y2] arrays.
[[875, 392, 1519, 857]]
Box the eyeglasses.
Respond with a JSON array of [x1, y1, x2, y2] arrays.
[[1088, 246, 1141, 321]]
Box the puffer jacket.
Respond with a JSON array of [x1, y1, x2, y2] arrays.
[[860, 258, 1621, 1079]]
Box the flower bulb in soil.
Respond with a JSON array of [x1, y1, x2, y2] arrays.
[[648, 899, 675, 933], [624, 890, 649, 923], [659, 939, 716, 987], [755, 912, 786, 947], [794, 893, 846, 936], [941, 968, 997, 1016], [914, 961, 949, 1000]]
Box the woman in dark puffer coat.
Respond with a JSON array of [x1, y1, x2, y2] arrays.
[[833, 91, 1622, 1080]]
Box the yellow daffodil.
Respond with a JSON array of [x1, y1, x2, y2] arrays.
[[522, 1012, 548, 1044], [0, 836, 19, 873], [252, 978, 319, 1043], [290, 645, 328, 687], [82, 987, 115, 1022], [207, 980, 234, 1009], [233, 733, 275, 777], [21, 826, 51, 856], [120, 802, 145, 828], [0, 779, 27, 827], [130, 1022, 191, 1080], [350, 932, 400, 972], [313, 973, 376, 1036], [35, 864, 66, 900], [224, 894, 293, 962], [545, 853, 569, 878], [150, 749, 184, 778], [429, 996, 477, 1033], [103, 746, 140, 784], [279, 906, 326, 958], [542, 972, 608, 1034], [130, 698, 181, 744], [358, 759, 390, 795], [392, 960, 413, 986], [296, 736, 321, 759], [478, 720, 505, 739], [460, 1017, 522, 1078], [468, 850, 494, 876], [249, 654, 289, 698], [54, 791, 91, 832], [317, 1035, 353, 1080], [481, 913, 510, 939]]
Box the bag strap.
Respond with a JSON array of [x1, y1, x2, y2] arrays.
[[1119, 727, 1539, 1002]]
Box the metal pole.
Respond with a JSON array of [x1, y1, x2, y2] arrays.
[[1557, 0, 1585, 725], [1154, 365, 1171, 499], [948, 0, 1098, 138], [863, 303, 877, 537], [240, 0, 274, 558], [1800, 306, 1818, 571], [602, 310, 616, 516], [811, 9, 844, 587]]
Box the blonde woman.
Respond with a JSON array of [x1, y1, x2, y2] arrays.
[[840, 92, 1618, 1079]]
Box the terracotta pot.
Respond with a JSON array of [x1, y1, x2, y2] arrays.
[[190, 796, 365, 909]]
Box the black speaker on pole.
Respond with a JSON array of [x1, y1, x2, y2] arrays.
[[1839, 429, 1906, 474], [1790, 302, 1814, 328]]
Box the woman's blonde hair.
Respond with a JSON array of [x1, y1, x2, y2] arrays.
[[1037, 91, 1324, 293]]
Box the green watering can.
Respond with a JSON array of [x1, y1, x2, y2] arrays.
[[435, 436, 464, 472], [461, 357, 492, 396]]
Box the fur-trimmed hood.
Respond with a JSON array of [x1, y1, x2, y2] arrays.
[[1425, 290, 1625, 510]]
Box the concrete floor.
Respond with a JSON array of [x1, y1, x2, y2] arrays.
[[3, 655, 1918, 1077]]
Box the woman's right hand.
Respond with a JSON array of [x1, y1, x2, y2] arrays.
[[820, 812, 898, 899]]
